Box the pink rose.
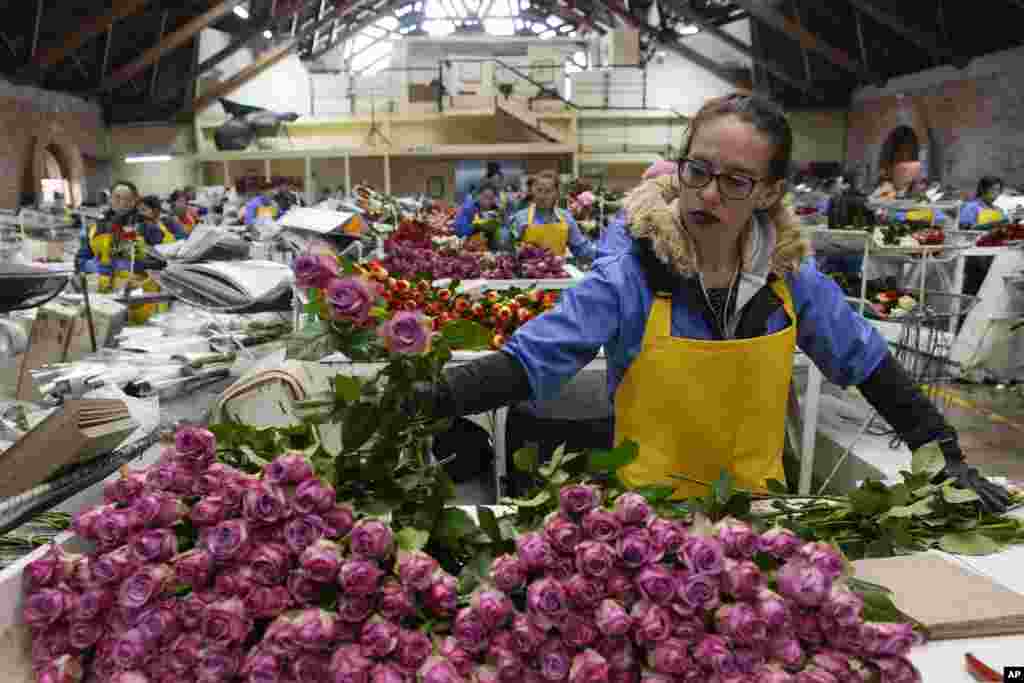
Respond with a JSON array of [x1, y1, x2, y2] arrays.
[[68, 619, 103, 650], [595, 599, 631, 637], [301, 539, 343, 582], [174, 426, 216, 467], [118, 564, 173, 610], [94, 507, 139, 550], [293, 653, 330, 681], [545, 514, 583, 555], [131, 528, 178, 564], [721, 558, 763, 600], [73, 586, 114, 622], [105, 468, 149, 504], [575, 540, 616, 579], [194, 463, 242, 497], [294, 251, 339, 289], [517, 532, 556, 574], [338, 594, 376, 623], [132, 493, 188, 529], [613, 493, 652, 526], [190, 495, 231, 527], [265, 453, 314, 486], [360, 616, 399, 658], [617, 527, 656, 569], [559, 485, 602, 518], [170, 549, 214, 588], [798, 542, 845, 581], [25, 546, 79, 592], [472, 588, 513, 630], [293, 608, 338, 652], [605, 569, 638, 606], [539, 639, 572, 681], [328, 276, 379, 325], [793, 609, 826, 648], [293, 477, 336, 515], [323, 503, 356, 538], [418, 656, 464, 683], [821, 585, 863, 627], [596, 636, 636, 673], [582, 509, 622, 544], [494, 648, 523, 683], [423, 572, 458, 618], [111, 628, 153, 671], [769, 636, 804, 668], [396, 628, 432, 671], [174, 591, 211, 631], [630, 600, 672, 646], [203, 519, 250, 562], [508, 612, 545, 654], [453, 607, 489, 654], [693, 634, 735, 675], [264, 614, 301, 656], [378, 578, 416, 621], [248, 543, 290, 586], [201, 597, 250, 647], [714, 518, 759, 559], [650, 637, 693, 675], [35, 655, 83, 683], [438, 636, 475, 677], [647, 517, 686, 556], [73, 503, 110, 538], [547, 556, 576, 582], [569, 649, 609, 683], [197, 647, 241, 683], [671, 615, 705, 644], [527, 576, 568, 627], [30, 625, 70, 667], [378, 311, 433, 355], [339, 558, 385, 595], [23, 587, 72, 628], [678, 570, 720, 610], [635, 566, 676, 605], [244, 482, 290, 525], [562, 612, 600, 649], [776, 559, 830, 608], [146, 459, 195, 496], [679, 534, 725, 575], [756, 587, 791, 629], [759, 527, 801, 559], [860, 622, 918, 658], [246, 585, 294, 619], [215, 565, 258, 598], [241, 650, 282, 683], [397, 550, 439, 592], [285, 514, 326, 554], [715, 603, 768, 643], [350, 519, 394, 559], [373, 663, 407, 683], [286, 569, 325, 606], [564, 573, 605, 610]]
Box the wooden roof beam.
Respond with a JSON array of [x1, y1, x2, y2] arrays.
[[729, 0, 881, 85], [843, 0, 963, 68], [99, 0, 249, 93]]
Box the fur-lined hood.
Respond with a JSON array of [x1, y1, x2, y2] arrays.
[[622, 174, 807, 280]]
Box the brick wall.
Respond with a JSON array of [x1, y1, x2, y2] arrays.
[[0, 77, 105, 209], [846, 45, 1024, 193]]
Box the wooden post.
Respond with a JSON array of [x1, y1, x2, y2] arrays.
[[344, 153, 352, 196], [384, 154, 391, 195], [223, 161, 232, 188], [304, 156, 314, 205], [264, 160, 272, 183]]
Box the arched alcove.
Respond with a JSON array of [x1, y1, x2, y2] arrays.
[[30, 132, 85, 207]]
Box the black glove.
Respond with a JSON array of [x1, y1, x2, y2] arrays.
[[412, 351, 533, 419], [933, 438, 1011, 515]]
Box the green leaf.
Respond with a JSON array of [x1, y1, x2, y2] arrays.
[[766, 479, 789, 495], [538, 445, 567, 479], [866, 538, 894, 558], [888, 483, 910, 507], [340, 259, 357, 275], [457, 549, 494, 594], [723, 491, 752, 518], [395, 528, 430, 552], [513, 446, 539, 473], [634, 485, 676, 504], [712, 469, 734, 505], [884, 498, 934, 518], [434, 507, 480, 547], [499, 489, 551, 508], [342, 402, 378, 453], [477, 507, 502, 543], [334, 375, 362, 403], [941, 483, 981, 504], [911, 443, 945, 478], [587, 440, 640, 473], [937, 532, 1003, 556], [440, 319, 492, 350], [849, 484, 892, 517]]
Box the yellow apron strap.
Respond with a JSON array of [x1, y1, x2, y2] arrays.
[[769, 278, 796, 323], [642, 295, 673, 349], [527, 205, 535, 228]]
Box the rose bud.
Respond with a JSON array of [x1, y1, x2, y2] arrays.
[[595, 600, 632, 638], [111, 628, 152, 671], [634, 566, 676, 605], [759, 527, 801, 560], [398, 550, 439, 592], [721, 558, 763, 600], [569, 649, 609, 683], [776, 559, 830, 608], [241, 650, 282, 683], [203, 519, 250, 562], [545, 514, 584, 556], [647, 517, 686, 556], [679, 534, 725, 575], [418, 656, 464, 683], [378, 578, 416, 621], [715, 603, 768, 644], [300, 539, 344, 583], [517, 532, 556, 574], [324, 504, 356, 538], [338, 594, 375, 623], [538, 640, 571, 681], [714, 518, 759, 560], [396, 629, 432, 672], [244, 483, 290, 526], [293, 654, 331, 681], [34, 654, 83, 683], [190, 496, 231, 527], [423, 572, 458, 618], [105, 468, 149, 504], [564, 574, 605, 610], [631, 600, 672, 646], [872, 656, 922, 683], [797, 542, 845, 581], [339, 558, 385, 596], [526, 576, 568, 628], [582, 509, 622, 544], [755, 587, 791, 629], [246, 585, 294, 619], [605, 570, 638, 607], [508, 612, 545, 654], [23, 587, 73, 628], [485, 557, 524, 593], [350, 519, 394, 559], [559, 484, 602, 518], [769, 637, 804, 669], [575, 540, 616, 580], [201, 597, 250, 647], [293, 477, 337, 515], [131, 528, 178, 565], [119, 564, 173, 610], [821, 585, 863, 627], [562, 613, 600, 649], [373, 663, 407, 683], [612, 493, 652, 526], [264, 452, 314, 485], [360, 615, 399, 658], [472, 588, 513, 631]]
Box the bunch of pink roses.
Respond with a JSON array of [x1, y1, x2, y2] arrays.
[[440, 486, 922, 683], [23, 426, 460, 683]]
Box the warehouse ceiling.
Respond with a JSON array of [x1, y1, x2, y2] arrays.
[[0, 0, 1022, 124]]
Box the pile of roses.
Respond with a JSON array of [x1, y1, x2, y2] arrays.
[[441, 488, 923, 683], [21, 427, 460, 683]]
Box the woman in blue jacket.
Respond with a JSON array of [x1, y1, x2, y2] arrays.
[[424, 93, 1007, 511], [960, 176, 1008, 228], [454, 183, 504, 246]]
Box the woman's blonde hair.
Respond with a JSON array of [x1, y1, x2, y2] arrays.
[[532, 169, 559, 188]]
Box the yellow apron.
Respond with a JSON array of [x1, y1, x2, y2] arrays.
[[156, 222, 176, 244], [521, 205, 570, 256], [616, 279, 796, 499], [257, 204, 278, 220], [978, 207, 1004, 226]]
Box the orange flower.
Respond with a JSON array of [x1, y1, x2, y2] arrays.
[[486, 291, 499, 303], [371, 265, 389, 281], [387, 277, 398, 291], [417, 280, 432, 293], [518, 308, 533, 323], [491, 334, 506, 349], [439, 289, 452, 302], [496, 306, 513, 323], [515, 294, 530, 307], [395, 280, 411, 293], [454, 297, 469, 313], [471, 303, 486, 318], [543, 292, 559, 307], [528, 290, 544, 304]]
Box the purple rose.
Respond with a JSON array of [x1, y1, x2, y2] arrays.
[[131, 528, 178, 564], [287, 569, 326, 606], [215, 565, 258, 598], [396, 628, 432, 671], [575, 540, 616, 579], [202, 597, 251, 647], [759, 527, 801, 559], [23, 588, 72, 628], [94, 507, 138, 550], [246, 585, 294, 619], [679, 534, 725, 575], [190, 495, 231, 527], [647, 517, 686, 556], [203, 519, 250, 562], [73, 503, 110, 538], [454, 607, 489, 654], [397, 550, 439, 592], [794, 671, 838, 683], [635, 566, 676, 605], [294, 654, 331, 681], [594, 600, 632, 638], [244, 482, 290, 526], [617, 527, 655, 569], [517, 532, 556, 574], [358, 616, 398, 658], [693, 634, 735, 675], [197, 647, 241, 683], [138, 603, 180, 644], [285, 514, 326, 554], [559, 485, 602, 517], [423, 572, 458, 618], [582, 509, 622, 544], [714, 518, 759, 559], [105, 468, 149, 504], [539, 640, 571, 681], [377, 578, 415, 621], [721, 558, 763, 600], [240, 543, 285, 587], [715, 603, 768, 643], [372, 663, 407, 683], [118, 564, 173, 610], [132, 493, 187, 529], [548, 556, 576, 581], [350, 519, 394, 559], [545, 514, 584, 555], [111, 628, 152, 670], [339, 558, 384, 595], [73, 586, 114, 622], [34, 655, 83, 683], [564, 573, 605, 610], [174, 426, 216, 466], [24, 546, 77, 592], [873, 656, 922, 683], [323, 504, 356, 538], [605, 570, 638, 607], [613, 493, 652, 526], [437, 637, 474, 678], [508, 612, 545, 654], [294, 251, 339, 289], [678, 571, 720, 611], [146, 458, 196, 496], [241, 650, 282, 683], [672, 615, 706, 644], [562, 613, 600, 649], [756, 587, 791, 629], [798, 542, 845, 581], [418, 656, 464, 683], [300, 539, 343, 583], [174, 592, 211, 631], [264, 452, 315, 486], [338, 594, 376, 623], [378, 311, 433, 355], [490, 554, 527, 593], [327, 276, 378, 325], [569, 649, 609, 683], [472, 588, 513, 630], [860, 622, 918, 658], [650, 637, 693, 675], [527, 576, 568, 627], [770, 636, 804, 668], [630, 600, 672, 646], [821, 585, 863, 627], [776, 559, 831, 608], [68, 619, 103, 650]]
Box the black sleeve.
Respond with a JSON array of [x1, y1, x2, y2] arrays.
[[435, 351, 533, 417], [856, 351, 957, 451]]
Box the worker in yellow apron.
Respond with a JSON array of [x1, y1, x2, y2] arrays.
[[507, 170, 596, 260], [425, 93, 1009, 513], [960, 176, 1009, 228]]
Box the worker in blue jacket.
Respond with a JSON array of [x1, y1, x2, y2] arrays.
[[243, 184, 284, 226], [424, 93, 1008, 512], [960, 176, 1008, 228], [503, 170, 596, 260], [454, 183, 505, 247]]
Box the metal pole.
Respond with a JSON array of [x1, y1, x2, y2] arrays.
[[151, 10, 170, 97], [854, 9, 870, 74], [30, 0, 45, 59]]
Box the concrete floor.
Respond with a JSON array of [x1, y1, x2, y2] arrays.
[[937, 383, 1024, 480]]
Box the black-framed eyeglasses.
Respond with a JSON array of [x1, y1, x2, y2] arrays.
[[678, 158, 761, 200]]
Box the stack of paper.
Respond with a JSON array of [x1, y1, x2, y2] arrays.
[[156, 260, 294, 312]]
